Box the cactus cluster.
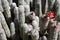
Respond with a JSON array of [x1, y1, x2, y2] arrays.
[[0, 0, 60, 40]]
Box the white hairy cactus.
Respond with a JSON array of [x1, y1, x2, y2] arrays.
[[34, 16, 39, 29], [23, 23, 33, 33], [0, 12, 11, 38], [48, 0, 55, 10], [28, 24, 33, 32], [1, 0, 11, 18], [0, 0, 3, 12], [10, 3, 17, 9], [44, 17, 50, 29], [24, 5, 30, 16], [28, 11, 36, 20], [45, 0, 48, 14], [58, 31, 60, 40], [34, 0, 42, 17], [32, 20, 39, 31], [18, 0, 24, 5], [34, 16, 39, 24], [40, 17, 50, 33], [21, 23, 30, 40], [7, 0, 13, 5], [57, 22, 60, 40], [56, 0, 60, 18], [47, 19, 58, 40], [18, 5, 25, 39], [31, 29, 39, 40], [58, 32, 60, 40], [0, 0, 59, 40], [0, 22, 7, 40], [24, 0, 30, 5], [23, 23, 29, 33], [13, 6, 19, 21], [18, 5, 25, 26], [41, 36, 47, 40], [10, 22, 15, 36]]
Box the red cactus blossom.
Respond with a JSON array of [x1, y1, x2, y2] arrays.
[[46, 11, 54, 18]]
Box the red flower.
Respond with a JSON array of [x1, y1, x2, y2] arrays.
[[46, 11, 54, 18]]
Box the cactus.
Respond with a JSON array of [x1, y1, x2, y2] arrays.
[[23, 23, 30, 33], [45, 0, 48, 14], [34, 16, 39, 26], [55, 0, 60, 19], [40, 17, 50, 34], [0, 0, 60, 40], [24, 5, 30, 16], [0, 12, 11, 38], [58, 31, 60, 40], [41, 36, 47, 40], [18, 5, 25, 26], [31, 29, 39, 40], [10, 22, 15, 36], [57, 22, 60, 40], [28, 12, 35, 20], [14, 7, 19, 20], [0, 22, 7, 40], [1, 0, 11, 19], [47, 19, 58, 40], [34, 0, 42, 17], [18, 5, 25, 39], [10, 3, 17, 9], [0, 0, 3, 12], [32, 20, 39, 31], [18, 0, 24, 5], [48, 0, 55, 11], [7, 0, 13, 5], [24, 0, 30, 5]]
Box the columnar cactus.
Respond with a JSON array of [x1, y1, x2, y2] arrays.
[[7, 0, 13, 5], [18, 0, 24, 5], [0, 12, 11, 38], [31, 20, 39, 40], [41, 36, 47, 40], [32, 20, 39, 31], [0, 0, 60, 40], [40, 17, 50, 34], [18, 5, 25, 27], [1, 0, 11, 19], [31, 29, 39, 40], [24, 5, 30, 16], [1, 0, 11, 25], [24, 0, 30, 5], [28, 11, 35, 20], [13, 5, 19, 21], [34, 0, 42, 17], [0, 0, 3, 12], [0, 22, 7, 40], [22, 23, 30, 40], [10, 22, 15, 36], [47, 19, 58, 40], [18, 5, 25, 39], [57, 22, 60, 40], [23, 23, 30, 33], [56, 0, 60, 18], [58, 31, 60, 40], [10, 3, 17, 9], [48, 0, 55, 11], [45, 0, 48, 14]]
